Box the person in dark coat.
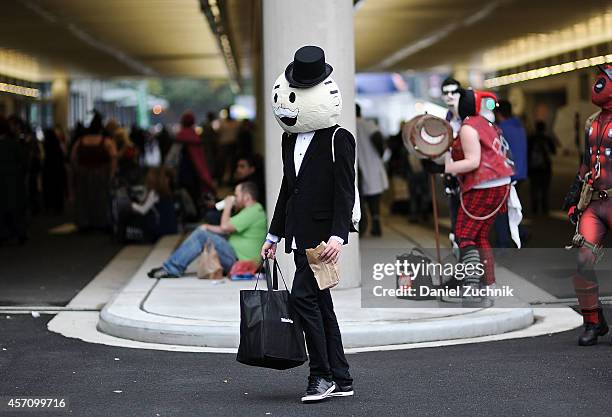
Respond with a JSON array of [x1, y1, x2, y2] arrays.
[[200, 112, 218, 176], [0, 116, 28, 243], [528, 121, 557, 214], [71, 111, 117, 230], [176, 111, 215, 210], [261, 46, 356, 403], [493, 100, 528, 247], [42, 128, 68, 214]]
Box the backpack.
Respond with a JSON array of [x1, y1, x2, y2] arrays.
[[331, 127, 361, 232]]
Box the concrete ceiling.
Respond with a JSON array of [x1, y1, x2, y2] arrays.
[[225, 0, 258, 81], [354, 0, 610, 72], [0, 0, 228, 81], [1, 0, 608, 84]]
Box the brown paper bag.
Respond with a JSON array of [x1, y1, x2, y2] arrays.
[[305, 241, 340, 290], [197, 241, 223, 279]]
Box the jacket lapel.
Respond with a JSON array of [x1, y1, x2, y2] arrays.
[[297, 128, 327, 180], [287, 133, 297, 181]]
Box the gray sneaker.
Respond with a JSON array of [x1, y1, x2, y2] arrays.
[[330, 383, 354, 397], [301, 377, 336, 403]]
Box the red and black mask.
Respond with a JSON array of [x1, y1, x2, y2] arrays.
[[457, 88, 498, 120], [592, 64, 612, 111]]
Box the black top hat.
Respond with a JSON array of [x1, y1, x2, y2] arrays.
[[285, 46, 333, 88]]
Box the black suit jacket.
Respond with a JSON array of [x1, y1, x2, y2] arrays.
[[269, 124, 356, 253]]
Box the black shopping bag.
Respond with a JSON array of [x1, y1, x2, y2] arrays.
[[236, 259, 307, 370]]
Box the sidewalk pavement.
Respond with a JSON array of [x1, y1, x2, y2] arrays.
[[95, 223, 581, 350]]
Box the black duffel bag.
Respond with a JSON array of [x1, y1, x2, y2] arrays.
[[396, 248, 436, 300], [236, 259, 307, 370]]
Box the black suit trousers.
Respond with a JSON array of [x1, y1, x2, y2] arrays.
[[291, 251, 352, 385]]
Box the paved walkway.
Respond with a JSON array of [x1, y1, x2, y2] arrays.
[[89, 224, 581, 350]]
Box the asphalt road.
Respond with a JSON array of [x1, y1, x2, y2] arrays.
[[1, 313, 611, 417], [2, 171, 611, 416]]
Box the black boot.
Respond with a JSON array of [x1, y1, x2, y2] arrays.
[[578, 308, 609, 346]]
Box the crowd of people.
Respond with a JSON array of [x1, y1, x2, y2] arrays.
[[1, 89, 559, 263], [354, 78, 559, 247], [0, 109, 264, 258]]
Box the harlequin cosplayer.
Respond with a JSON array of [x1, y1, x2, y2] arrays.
[[444, 89, 515, 299]]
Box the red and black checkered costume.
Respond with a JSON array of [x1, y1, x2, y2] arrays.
[[563, 64, 612, 346], [448, 92, 514, 287], [455, 185, 508, 286]]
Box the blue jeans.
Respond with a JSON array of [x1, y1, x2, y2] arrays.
[[163, 228, 237, 276]]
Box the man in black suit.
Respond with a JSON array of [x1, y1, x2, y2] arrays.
[[261, 45, 356, 403]]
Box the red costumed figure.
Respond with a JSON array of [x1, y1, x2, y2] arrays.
[[563, 64, 612, 346], [445, 89, 515, 298], [175, 112, 216, 205]]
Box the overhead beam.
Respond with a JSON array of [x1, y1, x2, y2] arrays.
[[200, 0, 242, 91], [23, 0, 156, 77]]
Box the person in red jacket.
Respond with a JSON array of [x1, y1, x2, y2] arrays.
[[444, 89, 514, 295], [175, 111, 215, 208], [563, 64, 612, 346]]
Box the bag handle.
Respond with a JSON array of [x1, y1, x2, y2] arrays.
[[272, 259, 289, 291], [254, 258, 289, 291], [254, 259, 272, 290], [267, 259, 277, 291], [410, 247, 425, 256]]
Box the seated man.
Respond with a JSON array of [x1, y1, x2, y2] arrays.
[[204, 155, 266, 225], [147, 181, 267, 278]]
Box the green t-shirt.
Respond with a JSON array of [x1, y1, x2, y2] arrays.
[[228, 203, 267, 261]]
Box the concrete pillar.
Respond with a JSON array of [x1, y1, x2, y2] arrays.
[[51, 78, 69, 128], [262, 0, 360, 289], [252, 0, 265, 156]]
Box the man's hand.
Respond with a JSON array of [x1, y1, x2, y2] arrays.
[[568, 206, 580, 225], [261, 241, 277, 259], [224, 195, 236, 209], [320, 238, 342, 264]]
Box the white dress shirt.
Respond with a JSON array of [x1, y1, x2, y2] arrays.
[[266, 131, 344, 250], [294, 131, 315, 176]]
